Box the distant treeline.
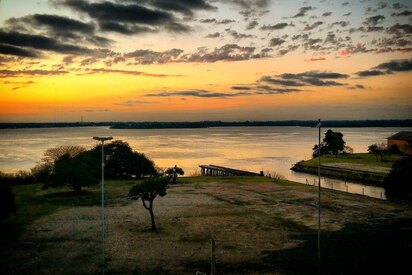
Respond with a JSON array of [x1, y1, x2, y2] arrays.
[[1, 120, 412, 129]]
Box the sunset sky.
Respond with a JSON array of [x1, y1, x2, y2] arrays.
[[0, 0, 411, 122]]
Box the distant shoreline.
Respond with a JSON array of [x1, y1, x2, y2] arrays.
[[0, 119, 412, 129]]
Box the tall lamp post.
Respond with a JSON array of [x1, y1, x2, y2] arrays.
[[315, 119, 322, 274], [93, 136, 113, 273]]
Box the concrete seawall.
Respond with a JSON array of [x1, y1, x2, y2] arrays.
[[291, 162, 386, 186]]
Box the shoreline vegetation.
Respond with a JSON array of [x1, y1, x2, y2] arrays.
[[1, 177, 411, 274], [1, 119, 412, 129], [291, 153, 401, 186]]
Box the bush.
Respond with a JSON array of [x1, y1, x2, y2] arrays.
[[384, 155, 412, 200]]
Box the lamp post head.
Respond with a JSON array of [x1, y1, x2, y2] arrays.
[[93, 136, 113, 142]]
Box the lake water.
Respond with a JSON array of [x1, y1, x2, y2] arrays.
[[1, 126, 410, 199]]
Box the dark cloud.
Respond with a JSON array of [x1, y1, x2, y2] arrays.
[[184, 44, 263, 62], [322, 12, 332, 17], [363, 15, 385, 27], [342, 2, 349, 6], [292, 6, 314, 18], [0, 30, 93, 55], [303, 38, 322, 50], [3, 80, 36, 90], [0, 44, 41, 58], [0, 69, 68, 77], [304, 57, 326, 62], [205, 32, 221, 38], [260, 23, 288, 30], [343, 12, 352, 16], [331, 21, 349, 28], [347, 84, 366, 90], [304, 21, 323, 31], [356, 70, 386, 77], [387, 23, 412, 34], [255, 85, 302, 94], [231, 86, 253, 90], [246, 20, 259, 30], [62, 55, 76, 65], [145, 89, 251, 98], [392, 3, 403, 10], [148, 0, 216, 15], [269, 38, 285, 47], [113, 100, 156, 106], [221, 0, 271, 9], [7, 13, 94, 33], [82, 68, 181, 77], [324, 33, 337, 44], [6, 14, 111, 47], [199, 18, 236, 24], [120, 44, 267, 65], [98, 21, 153, 35], [260, 71, 348, 87], [55, 0, 196, 34], [57, 0, 172, 24], [391, 10, 412, 16], [356, 59, 412, 77], [374, 59, 412, 72], [226, 29, 254, 40], [125, 48, 184, 64], [376, 1, 388, 10]]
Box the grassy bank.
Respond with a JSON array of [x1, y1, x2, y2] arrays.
[[292, 153, 403, 185], [1, 177, 411, 274]]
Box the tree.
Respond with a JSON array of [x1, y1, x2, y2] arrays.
[[384, 155, 412, 200], [368, 144, 379, 161], [0, 183, 15, 219], [45, 151, 100, 192], [165, 165, 184, 184], [312, 142, 328, 158], [312, 129, 346, 157], [368, 143, 387, 162], [41, 145, 85, 165], [90, 141, 156, 179], [323, 129, 346, 157], [129, 177, 169, 231]]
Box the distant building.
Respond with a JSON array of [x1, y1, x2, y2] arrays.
[[387, 131, 412, 155]]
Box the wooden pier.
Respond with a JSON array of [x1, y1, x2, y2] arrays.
[[199, 164, 263, 177]]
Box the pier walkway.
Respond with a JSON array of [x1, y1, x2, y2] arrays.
[[199, 164, 263, 176]]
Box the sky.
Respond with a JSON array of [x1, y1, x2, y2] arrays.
[[0, 0, 411, 122]]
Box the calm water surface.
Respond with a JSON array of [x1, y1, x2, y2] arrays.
[[1, 126, 410, 199]]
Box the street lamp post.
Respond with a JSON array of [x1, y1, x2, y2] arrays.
[[315, 119, 322, 274], [93, 136, 113, 273]]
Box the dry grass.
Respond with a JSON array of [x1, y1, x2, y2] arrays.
[[2, 177, 411, 274]]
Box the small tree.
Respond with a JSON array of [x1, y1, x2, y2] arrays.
[[384, 155, 412, 200], [129, 177, 169, 231], [368, 144, 379, 161], [165, 165, 184, 184], [368, 143, 387, 162], [45, 151, 99, 193]]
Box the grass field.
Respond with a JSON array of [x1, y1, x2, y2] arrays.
[[1, 177, 411, 274], [302, 153, 402, 169]]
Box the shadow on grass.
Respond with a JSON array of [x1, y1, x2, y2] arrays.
[[261, 219, 412, 274], [41, 189, 101, 207]]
